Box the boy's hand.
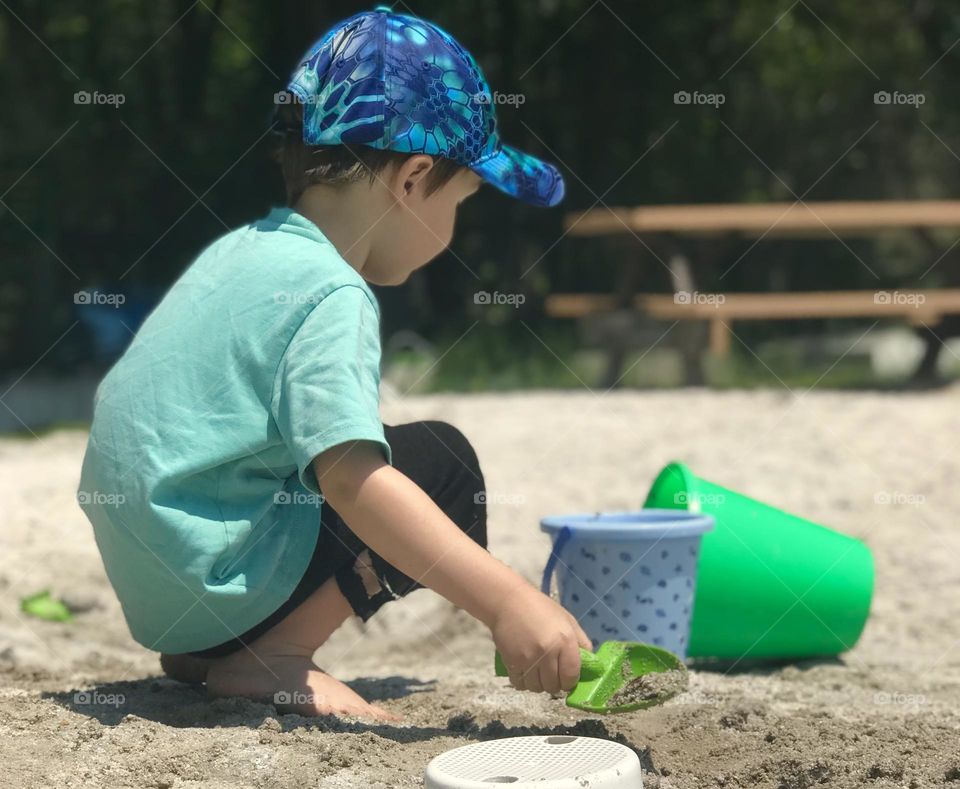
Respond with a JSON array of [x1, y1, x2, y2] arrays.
[[491, 587, 592, 695]]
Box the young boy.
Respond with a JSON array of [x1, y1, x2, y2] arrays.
[[78, 6, 589, 721]]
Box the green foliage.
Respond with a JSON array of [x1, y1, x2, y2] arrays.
[[3, 0, 960, 382], [426, 322, 586, 391]]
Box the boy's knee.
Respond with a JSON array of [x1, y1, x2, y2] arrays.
[[422, 420, 480, 471], [422, 421, 488, 549], [386, 420, 487, 550]]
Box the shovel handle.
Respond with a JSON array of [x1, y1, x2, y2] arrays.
[[495, 648, 601, 679]]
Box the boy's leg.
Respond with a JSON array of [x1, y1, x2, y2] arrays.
[[204, 575, 400, 719], [196, 420, 486, 718]]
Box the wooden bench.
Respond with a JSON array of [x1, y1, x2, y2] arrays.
[[564, 200, 960, 236], [546, 289, 960, 356], [556, 201, 960, 384]]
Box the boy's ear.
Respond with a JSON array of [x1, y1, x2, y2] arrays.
[[396, 155, 435, 196]]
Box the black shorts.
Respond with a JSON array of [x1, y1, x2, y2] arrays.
[[189, 420, 488, 658]]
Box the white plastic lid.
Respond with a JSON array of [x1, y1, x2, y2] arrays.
[[424, 735, 643, 788]]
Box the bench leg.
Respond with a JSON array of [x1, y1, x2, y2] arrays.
[[601, 346, 627, 389], [709, 318, 731, 357], [675, 321, 706, 386]]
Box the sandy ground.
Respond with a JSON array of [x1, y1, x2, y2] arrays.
[[2, 387, 959, 788]]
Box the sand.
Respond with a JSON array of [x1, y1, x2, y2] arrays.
[[2, 386, 960, 788], [607, 666, 689, 709]]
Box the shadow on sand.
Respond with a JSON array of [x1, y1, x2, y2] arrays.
[[45, 674, 657, 774]]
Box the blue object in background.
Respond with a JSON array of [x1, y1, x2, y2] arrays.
[[73, 285, 159, 364]]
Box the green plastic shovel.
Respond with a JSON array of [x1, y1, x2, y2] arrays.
[[495, 641, 687, 713]]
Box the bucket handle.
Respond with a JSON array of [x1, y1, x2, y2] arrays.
[[540, 526, 573, 595]]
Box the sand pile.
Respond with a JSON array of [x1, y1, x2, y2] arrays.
[[608, 665, 689, 708]]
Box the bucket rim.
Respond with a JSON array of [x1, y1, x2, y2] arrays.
[[644, 461, 699, 511], [540, 509, 715, 540]]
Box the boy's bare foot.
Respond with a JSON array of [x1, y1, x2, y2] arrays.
[[188, 575, 398, 720], [206, 648, 401, 721], [160, 653, 212, 684]]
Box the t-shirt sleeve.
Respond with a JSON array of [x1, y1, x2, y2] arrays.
[[271, 284, 392, 495]]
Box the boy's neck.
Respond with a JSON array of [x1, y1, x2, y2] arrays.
[[293, 187, 378, 275]]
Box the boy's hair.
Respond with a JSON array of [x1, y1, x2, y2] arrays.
[[273, 100, 462, 205]]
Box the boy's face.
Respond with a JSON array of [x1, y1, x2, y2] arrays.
[[362, 160, 483, 286]]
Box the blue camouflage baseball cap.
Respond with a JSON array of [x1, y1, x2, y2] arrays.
[[279, 5, 565, 207]]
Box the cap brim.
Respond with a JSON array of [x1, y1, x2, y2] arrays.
[[470, 144, 565, 207]]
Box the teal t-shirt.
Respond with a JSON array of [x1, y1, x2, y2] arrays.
[[78, 207, 392, 653]]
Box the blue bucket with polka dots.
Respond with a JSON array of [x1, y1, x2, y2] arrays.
[[540, 510, 715, 660]]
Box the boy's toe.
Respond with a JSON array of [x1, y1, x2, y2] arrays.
[[370, 703, 402, 722]]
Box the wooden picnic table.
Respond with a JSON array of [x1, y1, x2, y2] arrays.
[[548, 289, 960, 356], [551, 201, 960, 385], [564, 200, 960, 236]]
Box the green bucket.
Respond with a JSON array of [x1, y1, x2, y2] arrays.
[[643, 462, 874, 660]]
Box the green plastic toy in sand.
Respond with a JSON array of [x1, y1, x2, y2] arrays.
[[495, 641, 687, 713], [20, 590, 72, 622]]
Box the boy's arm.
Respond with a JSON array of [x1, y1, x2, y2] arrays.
[[312, 439, 590, 694]]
